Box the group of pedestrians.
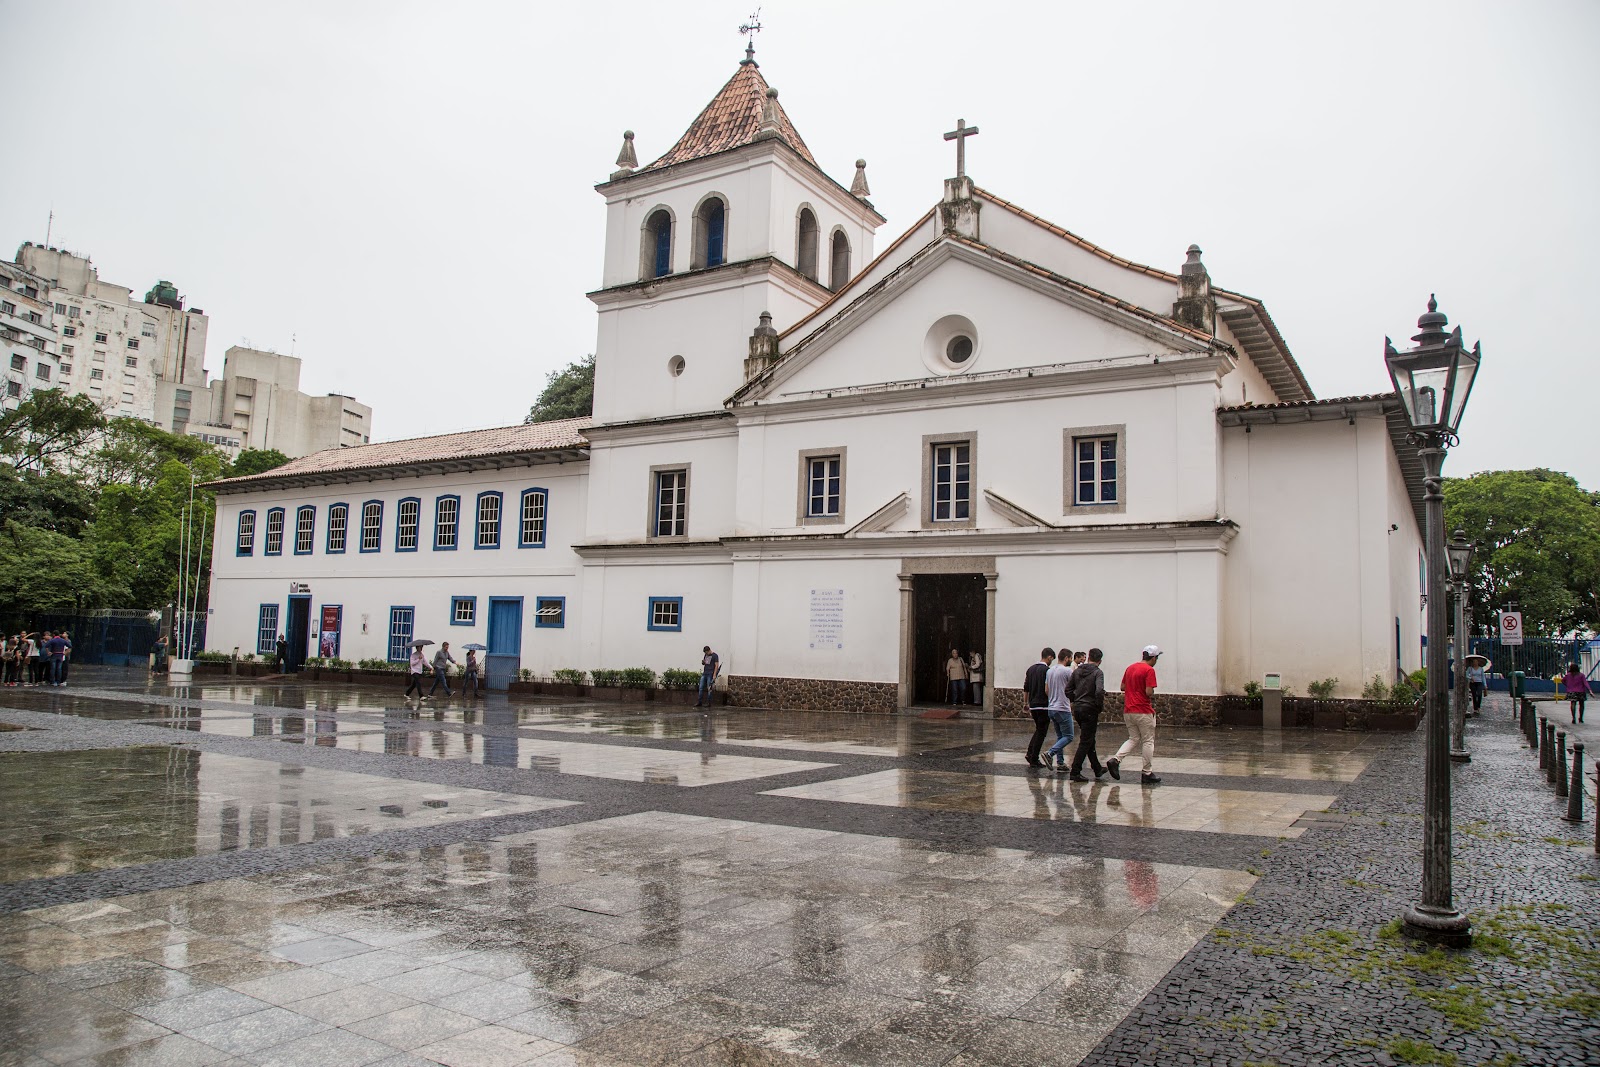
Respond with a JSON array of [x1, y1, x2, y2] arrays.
[[2, 630, 72, 687], [944, 648, 985, 706], [402, 641, 480, 701], [1024, 644, 1163, 785]]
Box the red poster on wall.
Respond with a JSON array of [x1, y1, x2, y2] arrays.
[[319, 605, 342, 658]]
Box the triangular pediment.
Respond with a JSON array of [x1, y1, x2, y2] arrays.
[[735, 237, 1215, 404]]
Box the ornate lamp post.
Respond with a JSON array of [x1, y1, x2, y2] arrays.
[[1385, 295, 1481, 946], [1448, 530, 1475, 763]]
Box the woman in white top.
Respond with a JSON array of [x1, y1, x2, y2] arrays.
[[968, 651, 985, 706]]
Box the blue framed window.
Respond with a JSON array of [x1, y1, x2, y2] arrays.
[[236, 510, 256, 556], [360, 500, 383, 552], [697, 197, 726, 268], [647, 596, 683, 632], [257, 604, 279, 654], [326, 503, 348, 553], [647, 209, 672, 278], [535, 596, 566, 629], [450, 596, 476, 626], [387, 606, 414, 661], [519, 488, 547, 548], [396, 497, 420, 552], [434, 495, 459, 550], [293, 506, 316, 555], [264, 507, 285, 555], [475, 491, 502, 549]]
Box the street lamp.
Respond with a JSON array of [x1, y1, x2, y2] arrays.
[[1447, 529, 1474, 764], [1385, 294, 1481, 947]]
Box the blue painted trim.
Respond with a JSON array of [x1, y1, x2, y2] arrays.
[[325, 502, 348, 554], [256, 602, 280, 654], [535, 595, 566, 629], [236, 510, 256, 556], [433, 494, 460, 551], [486, 596, 525, 656], [292, 505, 316, 556], [395, 496, 421, 553], [359, 499, 384, 553], [387, 605, 415, 662], [474, 490, 503, 550], [518, 488, 548, 549], [264, 507, 285, 556], [450, 595, 477, 627], [647, 596, 684, 632]]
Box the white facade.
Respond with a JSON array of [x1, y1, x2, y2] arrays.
[[205, 56, 1428, 707], [0, 260, 61, 410]]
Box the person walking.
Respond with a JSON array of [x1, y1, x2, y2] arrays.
[[463, 649, 480, 697], [1044, 647, 1076, 771], [275, 635, 289, 674], [1466, 657, 1487, 713], [404, 644, 428, 699], [1107, 645, 1162, 785], [945, 648, 969, 706], [1023, 647, 1054, 770], [1068, 647, 1108, 781], [695, 646, 721, 707], [1563, 662, 1589, 724], [967, 650, 984, 706], [430, 642, 457, 697]]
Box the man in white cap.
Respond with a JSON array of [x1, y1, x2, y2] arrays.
[[1107, 645, 1162, 785]]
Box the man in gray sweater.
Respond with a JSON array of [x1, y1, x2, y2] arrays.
[[429, 642, 457, 697]]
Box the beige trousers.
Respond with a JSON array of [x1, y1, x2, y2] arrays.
[[1113, 712, 1156, 772]]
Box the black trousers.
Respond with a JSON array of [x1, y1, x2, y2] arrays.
[[1469, 682, 1484, 711], [405, 672, 424, 697], [1070, 710, 1104, 776], [1026, 709, 1051, 766]]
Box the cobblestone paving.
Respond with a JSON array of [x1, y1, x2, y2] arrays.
[[1, 673, 1594, 1066], [1083, 692, 1600, 1067]]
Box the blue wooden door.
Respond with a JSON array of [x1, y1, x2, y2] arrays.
[[485, 598, 523, 691]]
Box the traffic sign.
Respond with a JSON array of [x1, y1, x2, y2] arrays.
[[1499, 611, 1523, 646]]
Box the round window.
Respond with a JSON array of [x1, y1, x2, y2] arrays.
[[668, 355, 686, 377], [946, 335, 974, 364]]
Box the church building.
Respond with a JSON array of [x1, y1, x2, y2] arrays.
[[205, 50, 1429, 714]]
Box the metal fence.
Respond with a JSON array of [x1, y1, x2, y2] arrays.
[[27, 613, 168, 667], [1463, 636, 1593, 692]]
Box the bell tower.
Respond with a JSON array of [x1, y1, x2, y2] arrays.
[[588, 53, 884, 426]]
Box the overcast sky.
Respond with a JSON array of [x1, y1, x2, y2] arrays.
[[2, 1, 1595, 487]]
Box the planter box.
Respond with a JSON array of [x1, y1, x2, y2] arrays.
[[656, 688, 700, 705], [1313, 709, 1347, 731], [590, 686, 624, 701], [618, 688, 652, 702], [1216, 696, 1262, 728]]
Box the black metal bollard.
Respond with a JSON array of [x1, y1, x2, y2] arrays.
[[1525, 701, 1536, 746], [1556, 731, 1569, 798], [1564, 743, 1585, 823], [1539, 719, 1550, 771]]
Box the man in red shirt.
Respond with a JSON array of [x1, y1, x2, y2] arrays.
[[1107, 645, 1162, 785]]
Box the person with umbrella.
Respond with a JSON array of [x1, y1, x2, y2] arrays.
[[405, 639, 433, 700], [1465, 654, 1488, 713], [462, 643, 486, 696]]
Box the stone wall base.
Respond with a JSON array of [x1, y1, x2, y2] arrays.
[[992, 688, 1218, 726], [728, 675, 899, 714]]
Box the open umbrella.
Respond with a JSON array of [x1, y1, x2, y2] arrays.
[[462, 643, 487, 651], [1463, 654, 1489, 665], [412, 639, 436, 648]]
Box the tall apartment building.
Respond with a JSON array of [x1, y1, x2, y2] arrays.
[[11, 243, 373, 458], [0, 260, 62, 410], [15, 243, 208, 424]]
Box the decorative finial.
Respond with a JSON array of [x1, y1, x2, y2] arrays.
[[759, 87, 780, 135], [739, 8, 762, 65], [1185, 244, 1203, 265], [850, 159, 871, 198], [609, 130, 638, 179], [1412, 293, 1449, 344], [943, 118, 980, 179], [1428, 293, 1438, 313]]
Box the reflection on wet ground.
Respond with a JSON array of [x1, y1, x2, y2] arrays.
[[1, 812, 1252, 1066], [766, 769, 1336, 837], [0, 671, 1388, 1065], [0, 747, 570, 881]]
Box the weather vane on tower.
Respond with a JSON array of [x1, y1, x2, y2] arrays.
[[739, 8, 762, 64]]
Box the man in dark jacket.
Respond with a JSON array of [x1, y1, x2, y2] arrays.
[[1067, 647, 1107, 781], [1023, 647, 1054, 770]]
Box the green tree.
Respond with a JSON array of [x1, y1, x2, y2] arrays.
[[0, 522, 128, 620], [1444, 468, 1600, 637], [84, 417, 216, 491], [0, 390, 105, 472], [524, 354, 594, 424], [229, 449, 291, 478], [0, 465, 96, 535]]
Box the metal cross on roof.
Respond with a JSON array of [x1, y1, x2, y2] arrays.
[[944, 118, 980, 179], [739, 8, 762, 64]]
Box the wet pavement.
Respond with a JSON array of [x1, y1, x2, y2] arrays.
[[1, 671, 1593, 1065]]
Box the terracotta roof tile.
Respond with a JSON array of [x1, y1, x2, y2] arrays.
[[209, 416, 590, 490], [644, 62, 816, 170]]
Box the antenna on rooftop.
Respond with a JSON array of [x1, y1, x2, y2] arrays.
[[44, 208, 53, 248], [739, 7, 762, 64]]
